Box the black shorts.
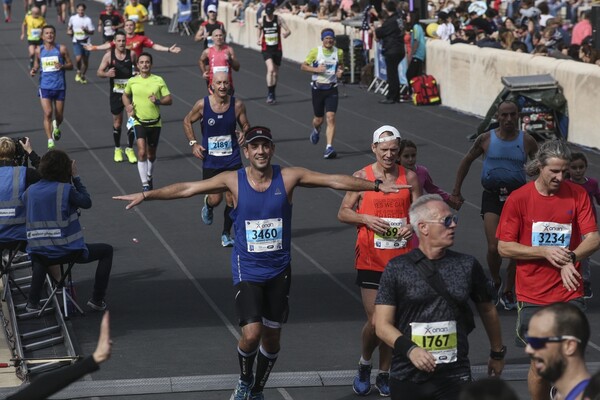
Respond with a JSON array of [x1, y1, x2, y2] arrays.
[[28, 39, 42, 46], [311, 86, 338, 118], [480, 190, 507, 217], [110, 92, 125, 115], [262, 49, 282, 66], [203, 164, 242, 180], [33, 0, 46, 5], [234, 265, 291, 327], [132, 125, 161, 147], [390, 370, 472, 400], [355, 269, 383, 290]]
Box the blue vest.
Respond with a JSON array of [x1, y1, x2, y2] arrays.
[[231, 165, 292, 284], [200, 96, 241, 170], [24, 180, 88, 259], [39, 44, 66, 90], [481, 130, 527, 192], [0, 166, 27, 242]]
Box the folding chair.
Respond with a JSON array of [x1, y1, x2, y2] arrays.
[[30, 251, 84, 318], [177, 0, 193, 36], [0, 241, 28, 301]]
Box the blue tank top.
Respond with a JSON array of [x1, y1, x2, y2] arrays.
[[481, 130, 527, 192], [200, 96, 241, 170], [230, 165, 292, 284], [0, 166, 27, 242], [39, 44, 66, 90], [24, 180, 88, 259]]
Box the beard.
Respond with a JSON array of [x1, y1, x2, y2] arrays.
[[537, 355, 567, 382]]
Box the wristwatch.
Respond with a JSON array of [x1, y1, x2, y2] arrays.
[[189, 140, 197, 147], [374, 179, 383, 192], [490, 345, 507, 360], [568, 251, 577, 265]]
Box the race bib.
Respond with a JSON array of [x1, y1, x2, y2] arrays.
[[30, 28, 42, 40], [245, 218, 283, 253], [265, 32, 278, 46], [374, 218, 407, 249], [324, 61, 336, 77], [410, 320, 458, 364], [41, 55, 59, 72], [531, 221, 571, 248], [129, 14, 139, 21], [212, 66, 229, 74], [112, 78, 129, 93], [103, 25, 116, 36], [207, 36, 214, 48], [0, 208, 16, 217], [207, 135, 233, 156], [74, 30, 86, 41]]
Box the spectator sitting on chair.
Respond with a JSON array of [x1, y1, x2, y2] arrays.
[[23, 150, 113, 313], [0, 137, 41, 246]]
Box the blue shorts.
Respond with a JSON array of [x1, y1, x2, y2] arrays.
[[38, 88, 66, 101], [72, 42, 90, 57], [3, 0, 13, 5]]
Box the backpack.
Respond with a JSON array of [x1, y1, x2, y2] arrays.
[[410, 75, 441, 106]]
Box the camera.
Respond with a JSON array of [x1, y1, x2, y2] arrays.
[[12, 137, 29, 167]]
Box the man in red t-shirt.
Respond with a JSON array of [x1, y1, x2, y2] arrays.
[[338, 125, 420, 396], [87, 19, 181, 57], [497, 140, 600, 400]]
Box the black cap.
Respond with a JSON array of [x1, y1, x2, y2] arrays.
[[265, 3, 275, 13], [245, 126, 273, 144]]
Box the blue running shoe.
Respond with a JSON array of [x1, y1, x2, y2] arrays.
[[248, 392, 264, 400], [323, 146, 337, 159], [230, 378, 253, 400], [201, 195, 213, 225], [221, 233, 234, 247], [309, 127, 320, 144], [375, 372, 390, 397], [352, 363, 372, 396], [142, 184, 151, 192]]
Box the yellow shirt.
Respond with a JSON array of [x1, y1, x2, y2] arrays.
[[24, 14, 46, 41], [124, 3, 148, 33]]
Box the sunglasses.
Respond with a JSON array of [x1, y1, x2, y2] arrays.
[[423, 214, 458, 228], [524, 335, 581, 350]]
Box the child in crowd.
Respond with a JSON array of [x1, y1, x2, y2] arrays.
[[569, 152, 600, 299], [398, 139, 461, 210]]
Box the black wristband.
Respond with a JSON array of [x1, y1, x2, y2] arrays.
[[490, 345, 507, 360], [569, 251, 577, 265], [374, 179, 383, 192], [394, 335, 415, 357]]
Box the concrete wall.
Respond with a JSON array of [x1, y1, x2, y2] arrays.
[[426, 40, 600, 149]]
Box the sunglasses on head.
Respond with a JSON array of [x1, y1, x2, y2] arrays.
[[524, 334, 581, 350], [424, 214, 458, 228]]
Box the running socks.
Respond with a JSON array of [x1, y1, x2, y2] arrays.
[[113, 127, 121, 148], [237, 347, 258, 383], [252, 346, 278, 394], [137, 161, 149, 184], [224, 205, 234, 235], [127, 129, 135, 148], [146, 159, 154, 177]]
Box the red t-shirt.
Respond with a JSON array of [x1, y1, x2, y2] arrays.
[[497, 180, 597, 304], [355, 164, 412, 272], [109, 34, 155, 58]]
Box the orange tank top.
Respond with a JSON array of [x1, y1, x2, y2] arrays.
[[355, 164, 412, 272]]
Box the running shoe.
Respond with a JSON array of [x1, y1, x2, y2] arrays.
[[75, 73, 81, 82], [266, 93, 275, 104], [323, 146, 337, 159], [230, 378, 253, 400], [52, 119, 61, 141], [221, 233, 234, 247], [309, 127, 320, 145], [201, 195, 213, 225], [142, 184, 151, 192], [398, 94, 412, 103], [248, 392, 264, 400], [488, 278, 501, 306], [80, 76, 88, 84], [352, 363, 372, 396], [47, 139, 55, 149], [499, 291, 517, 311], [87, 299, 107, 311], [375, 372, 390, 397], [147, 176, 153, 190], [125, 147, 137, 163], [584, 281, 593, 299], [114, 147, 124, 163], [25, 302, 41, 312]]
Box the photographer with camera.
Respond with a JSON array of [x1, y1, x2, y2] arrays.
[[0, 137, 41, 246]]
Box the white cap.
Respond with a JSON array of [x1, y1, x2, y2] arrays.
[[104, 0, 113, 5], [372, 125, 401, 144], [207, 4, 217, 13]]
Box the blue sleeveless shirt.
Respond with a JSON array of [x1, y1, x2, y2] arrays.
[[231, 165, 292, 284], [481, 130, 527, 192], [200, 96, 241, 170], [39, 44, 66, 90]]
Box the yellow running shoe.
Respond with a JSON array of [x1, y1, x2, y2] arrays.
[[52, 119, 61, 141], [80, 76, 88, 84], [47, 139, 55, 149], [114, 147, 124, 162], [75, 73, 81, 82], [125, 147, 137, 163]]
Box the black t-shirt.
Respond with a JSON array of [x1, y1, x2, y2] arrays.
[[375, 248, 491, 383]]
